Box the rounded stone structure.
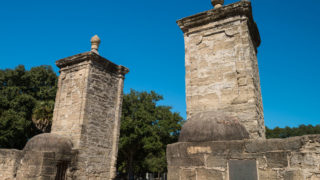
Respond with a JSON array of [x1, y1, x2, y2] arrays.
[[179, 111, 249, 142], [24, 133, 73, 154]]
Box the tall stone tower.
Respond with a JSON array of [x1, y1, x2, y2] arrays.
[[167, 2, 320, 180], [51, 35, 129, 179], [179, 0, 264, 138]]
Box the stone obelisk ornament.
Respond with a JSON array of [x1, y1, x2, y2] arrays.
[[211, 0, 224, 8], [90, 34, 101, 54]]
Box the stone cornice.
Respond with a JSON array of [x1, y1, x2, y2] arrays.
[[177, 1, 261, 47], [56, 52, 129, 77]]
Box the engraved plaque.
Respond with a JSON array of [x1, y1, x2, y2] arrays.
[[229, 160, 258, 180]]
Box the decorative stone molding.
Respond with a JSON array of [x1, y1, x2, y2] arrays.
[[56, 51, 129, 78], [177, 1, 260, 48]]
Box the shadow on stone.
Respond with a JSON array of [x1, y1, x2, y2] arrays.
[[179, 111, 249, 142]]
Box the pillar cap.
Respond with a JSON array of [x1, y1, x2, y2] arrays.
[[177, 1, 260, 47], [90, 35, 101, 54], [211, 0, 224, 9], [56, 51, 129, 77]]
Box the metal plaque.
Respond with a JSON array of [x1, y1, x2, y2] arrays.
[[229, 160, 258, 180]]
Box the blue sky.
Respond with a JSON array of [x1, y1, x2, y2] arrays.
[[0, 0, 319, 128]]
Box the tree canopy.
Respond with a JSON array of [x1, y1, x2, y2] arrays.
[[117, 90, 184, 179], [0, 65, 57, 149], [266, 125, 320, 139]]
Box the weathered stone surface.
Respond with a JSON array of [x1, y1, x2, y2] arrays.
[[265, 151, 289, 168], [23, 133, 72, 156], [0, 149, 23, 180], [290, 152, 320, 169], [167, 135, 320, 180], [179, 111, 249, 142], [171, 156, 206, 167], [197, 168, 224, 180], [177, 1, 260, 47], [207, 156, 227, 168], [258, 169, 278, 180], [167, 140, 246, 160], [51, 51, 129, 179], [167, 166, 180, 180], [284, 170, 304, 180], [245, 136, 304, 153], [178, 0, 264, 139], [181, 169, 196, 180], [15, 150, 69, 180]]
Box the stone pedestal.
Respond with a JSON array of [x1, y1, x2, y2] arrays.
[[179, 1, 264, 138], [51, 51, 129, 179], [167, 135, 320, 180]]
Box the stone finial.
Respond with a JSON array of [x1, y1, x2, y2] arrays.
[[90, 35, 101, 54], [211, 0, 224, 9]]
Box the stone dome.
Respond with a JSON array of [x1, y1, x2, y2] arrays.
[[23, 133, 73, 154], [179, 111, 249, 142]]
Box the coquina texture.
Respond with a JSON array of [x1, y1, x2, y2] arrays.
[[52, 51, 129, 179], [167, 1, 320, 180], [178, 1, 264, 139], [0, 45, 129, 180]]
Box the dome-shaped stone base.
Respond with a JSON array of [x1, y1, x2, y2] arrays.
[[23, 133, 72, 154], [179, 111, 249, 142]]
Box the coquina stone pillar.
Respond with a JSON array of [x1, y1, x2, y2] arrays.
[[167, 4, 320, 180], [179, 1, 264, 139], [51, 35, 129, 179]]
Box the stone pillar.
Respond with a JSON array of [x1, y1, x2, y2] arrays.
[[51, 48, 129, 179], [178, 1, 264, 138], [168, 2, 320, 180]]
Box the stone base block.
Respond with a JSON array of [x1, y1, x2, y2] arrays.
[[167, 135, 320, 180]]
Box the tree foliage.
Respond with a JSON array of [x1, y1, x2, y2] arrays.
[[0, 65, 57, 149], [117, 90, 184, 179], [266, 125, 320, 139]]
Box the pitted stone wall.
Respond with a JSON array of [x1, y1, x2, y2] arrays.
[[52, 52, 128, 179], [73, 61, 125, 179], [167, 135, 320, 180], [51, 60, 90, 148], [0, 149, 22, 180], [178, 1, 264, 139], [16, 151, 66, 180]]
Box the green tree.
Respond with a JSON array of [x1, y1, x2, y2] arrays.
[[32, 100, 55, 132], [117, 90, 184, 179], [266, 124, 320, 139], [0, 65, 57, 149]]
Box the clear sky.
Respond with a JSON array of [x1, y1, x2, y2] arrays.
[[0, 0, 319, 128]]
